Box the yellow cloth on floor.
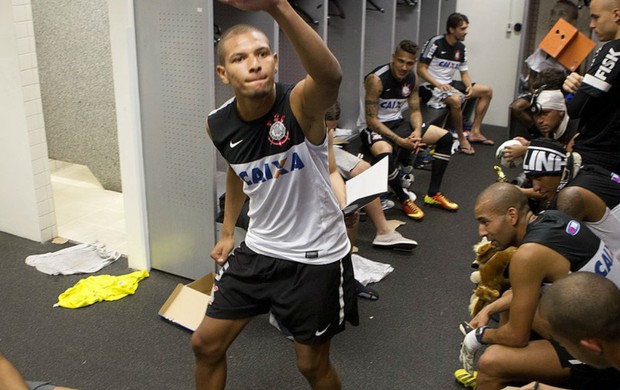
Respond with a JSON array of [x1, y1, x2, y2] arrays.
[[55, 270, 149, 309]]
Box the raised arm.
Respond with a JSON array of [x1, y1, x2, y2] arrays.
[[219, 0, 341, 144], [267, 1, 341, 143]]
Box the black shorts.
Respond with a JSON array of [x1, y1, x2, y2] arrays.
[[574, 148, 620, 175], [207, 242, 359, 345], [549, 338, 620, 389], [360, 119, 429, 147], [360, 120, 428, 164], [567, 164, 620, 210]]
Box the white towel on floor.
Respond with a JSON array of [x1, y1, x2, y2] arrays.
[[351, 254, 394, 286], [25, 242, 121, 275]]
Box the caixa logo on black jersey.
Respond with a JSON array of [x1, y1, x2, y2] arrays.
[[267, 114, 289, 146], [238, 152, 305, 186]]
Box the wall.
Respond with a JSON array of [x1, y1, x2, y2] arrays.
[[0, 0, 55, 242], [107, 0, 149, 270], [31, 0, 121, 191], [456, 0, 526, 127]]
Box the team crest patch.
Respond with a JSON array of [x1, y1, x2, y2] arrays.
[[566, 220, 580, 236], [401, 83, 411, 97], [455, 50, 461, 60], [267, 114, 289, 146], [611, 172, 620, 183]]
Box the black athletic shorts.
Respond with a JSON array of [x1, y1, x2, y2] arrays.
[[207, 242, 359, 345], [574, 148, 620, 175], [360, 119, 429, 147], [566, 164, 620, 210], [360, 119, 429, 164], [549, 338, 620, 389]]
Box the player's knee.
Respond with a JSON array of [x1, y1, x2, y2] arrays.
[[356, 160, 371, 172], [296, 350, 329, 379], [445, 94, 462, 108], [510, 98, 529, 112], [191, 330, 226, 362], [480, 84, 493, 98], [376, 152, 398, 178], [434, 132, 453, 155], [296, 353, 320, 377], [476, 345, 505, 378]]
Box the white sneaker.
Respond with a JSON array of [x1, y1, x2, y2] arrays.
[[372, 230, 418, 250], [402, 188, 417, 202], [397, 162, 414, 174], [381, 198, 395, 210], [400, 173, 415, 189]]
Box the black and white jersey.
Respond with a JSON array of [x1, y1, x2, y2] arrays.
[[568, 39, 620, 162], [523, 210, 620, 286], [419, 35, 468, 85], [208, 83, 350, 265], [357, 63, 416, 128]]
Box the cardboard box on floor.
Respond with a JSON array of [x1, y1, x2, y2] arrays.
[[159, 273, 215, 331]]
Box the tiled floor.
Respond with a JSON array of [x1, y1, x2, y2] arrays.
[[50, 160, 127, 255]]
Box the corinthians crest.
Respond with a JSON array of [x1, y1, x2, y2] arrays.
[[267, 114, 289, 146], [401, 83, 411, 97]]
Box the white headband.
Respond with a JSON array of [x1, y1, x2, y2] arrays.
[[537, 90, 566, 112]]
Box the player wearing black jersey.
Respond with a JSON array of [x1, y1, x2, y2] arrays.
[[192, 1, 357, 389], [520, 139, 620, 258], [538, 272, 620, 381], [459, 183, 620, 390], [359, 40, 459, 221], [563, 0, 620, 173], [418, 12, 494, 155]]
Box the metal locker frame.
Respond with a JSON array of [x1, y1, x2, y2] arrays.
[[134, 1, 216, 279]]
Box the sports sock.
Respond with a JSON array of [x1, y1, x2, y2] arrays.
[[376, 152, 409, 202], [428, 132, 452, 196]]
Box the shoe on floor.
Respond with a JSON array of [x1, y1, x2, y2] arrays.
[[373, 230, 418, 251], [459, 321, 474, 336], [424, 193, 459, 211], [402, 188, 417, 202], [381, 198, 395, 210], [454, 369, 477, 388], [355, 280, 379, 300], [402, 199, 424, 220]]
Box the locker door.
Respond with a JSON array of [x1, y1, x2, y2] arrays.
[[134, 1, 216, 279]]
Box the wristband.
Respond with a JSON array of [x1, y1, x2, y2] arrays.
[[475, 325, 489, 344]]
